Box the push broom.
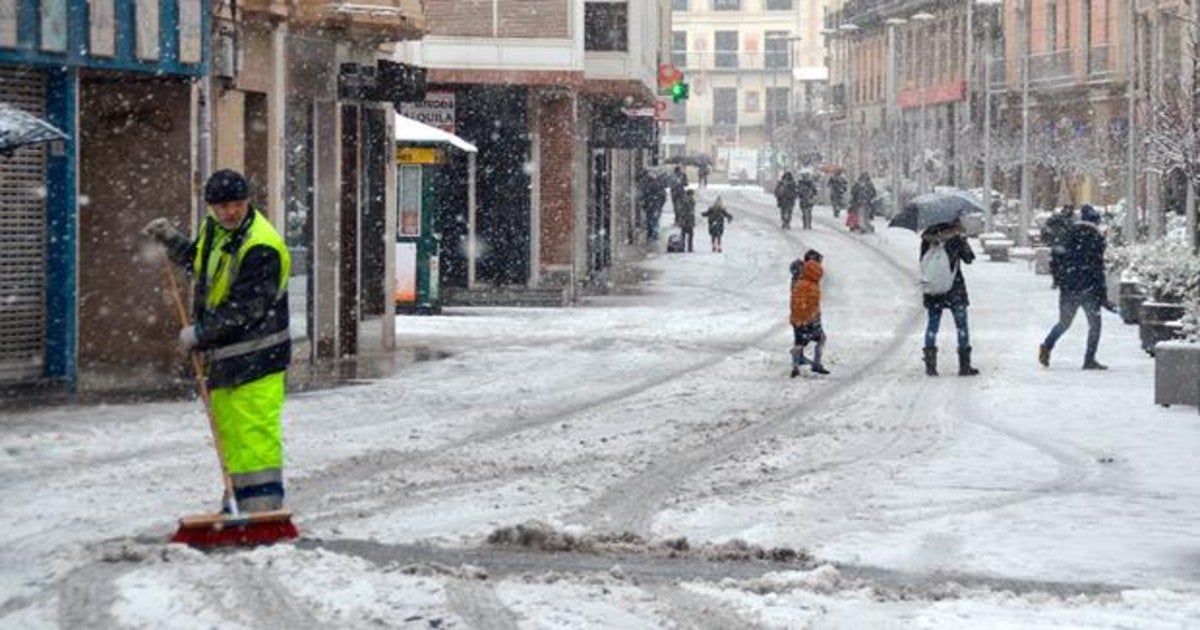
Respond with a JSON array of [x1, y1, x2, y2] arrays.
[[164, 266, 299, 548]]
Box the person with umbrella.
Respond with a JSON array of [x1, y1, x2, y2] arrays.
[[1038, 205, 1114, 370], [919, 220, 979, 377]]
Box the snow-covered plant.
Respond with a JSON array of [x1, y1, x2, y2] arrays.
[[1179, 303, 1200, 344], [1114, 228, 1200, 303]]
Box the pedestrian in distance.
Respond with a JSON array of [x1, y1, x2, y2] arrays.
[[675, 188, 697, 253], [919, 219, 979, 377], [670, 165, 689, 215], [775, 171, 797, 230], [702, 196, 734, 253], [142, 169, 292, 513], [848, 172, 876, 233], [698, 161, 710, 189], [1043, 204, 1075, 290], [1038, 205, 1116, 370], [796, 170, 819, 230], [638, 167, 667, 241], [828, 170, 848, 218], [789, 249, 831, 377]]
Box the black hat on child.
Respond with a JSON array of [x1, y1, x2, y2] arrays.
[[204, 169, 249, 204]]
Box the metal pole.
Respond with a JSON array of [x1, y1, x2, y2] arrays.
[[1125, 0, 1138, 242], [964, 0, 974, 189], [1019, 0, 1032, 247], [983, 10, 995, 232], [1189, 0, 1199, 252], [920, 25, 929, 194], [888, 21, 901, 217]]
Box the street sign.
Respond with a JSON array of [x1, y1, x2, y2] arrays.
[[400, 90, 456, 134]]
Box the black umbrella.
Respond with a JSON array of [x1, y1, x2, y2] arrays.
[[0, 103, 68, 156], [889, 190, 987, 232]]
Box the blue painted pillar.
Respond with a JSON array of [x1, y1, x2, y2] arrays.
[[44, 67, 78, 387]]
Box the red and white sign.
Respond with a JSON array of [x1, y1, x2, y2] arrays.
[[899, 81, 966, 108], [400, 90, 456, 134]]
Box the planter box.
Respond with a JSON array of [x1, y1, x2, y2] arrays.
[[1139, 302, 1187, 356], [1155, 341, 1200, 408], [983, 239, 1014, 262]]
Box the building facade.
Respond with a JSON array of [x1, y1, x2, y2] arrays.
[[668, 0, 832, 182], [827, 0, 1134, 212], [395, 0, 670, 291], [0, 0, 427, 394]]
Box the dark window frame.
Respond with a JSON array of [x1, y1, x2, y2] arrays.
[[714, 30, 739, 68], [584, 2, 629, 52]]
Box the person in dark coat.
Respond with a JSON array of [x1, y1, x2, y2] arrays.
[[796, 170, 819, 230], [920, 220, 978, 376], [698, 162, 710, 188], [702, 196, 734, 253], [775, 172, 797, 230], [670, 165, 689, 213], [828, 171, 848, 217], [1039, 205, 1113, 370], [848, 173, 876, 233], [1043, 204, 1075, 289], [639, 168, 666, 241], [675, 188, 697, 253]]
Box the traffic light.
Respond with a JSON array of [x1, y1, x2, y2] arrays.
[[671, 80, 689, 103]]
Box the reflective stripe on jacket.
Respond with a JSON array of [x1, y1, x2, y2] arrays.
[[192, 208, 292, 389]]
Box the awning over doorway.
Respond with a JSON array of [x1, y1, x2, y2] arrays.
[[0, 103, 68, 155], [393, 113, 476, 153]]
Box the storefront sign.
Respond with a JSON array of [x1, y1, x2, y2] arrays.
[[401, 90, 456, 134], [395, 147, 443, 165]]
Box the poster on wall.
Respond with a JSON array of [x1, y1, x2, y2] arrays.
[[400, 91, 456, 135], [395, 243, 417, 304]]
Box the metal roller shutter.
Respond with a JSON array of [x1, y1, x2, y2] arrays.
[[0, 68, 48, 382]]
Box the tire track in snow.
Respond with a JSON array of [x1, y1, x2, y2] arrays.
[[571, 190, 929, 534], [292, 210, 791, 521]]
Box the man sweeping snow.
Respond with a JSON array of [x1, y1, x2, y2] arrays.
[[144, 169, 292, 513]]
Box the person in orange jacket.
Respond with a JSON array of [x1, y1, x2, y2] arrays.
[[789, 249, 830, 377]]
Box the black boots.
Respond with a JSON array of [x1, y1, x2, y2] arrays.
[[923, 347, 938, 376], [958, 347, 980, 376], [925, 347, 979, 376]]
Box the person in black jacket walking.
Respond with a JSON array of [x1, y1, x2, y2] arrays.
[[1038, 205, 1114, 369], [775, 172, 797, 230], [920, 220, 979, 376]]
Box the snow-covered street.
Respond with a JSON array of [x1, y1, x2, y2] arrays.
[[2, 185, 1198, 628]]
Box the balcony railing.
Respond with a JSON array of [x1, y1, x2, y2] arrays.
[[672, 51, 791, 72]]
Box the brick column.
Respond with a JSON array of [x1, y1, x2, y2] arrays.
[[537, 91, 577, 282]]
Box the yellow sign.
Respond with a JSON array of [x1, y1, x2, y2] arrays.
[[395, 147, 442, 164]]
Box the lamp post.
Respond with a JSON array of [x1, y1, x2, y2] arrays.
[[976, 0, 1003, 232], [1019, 0, 1032, 247], [766, 33, 801, 183], [1124, 0, 1139, 243], [910, 12, 935, 195], [886, 17, 906, 218], [838, 22, 860, 171]]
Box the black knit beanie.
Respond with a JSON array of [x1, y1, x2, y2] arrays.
[[204, 169, 249, 204]]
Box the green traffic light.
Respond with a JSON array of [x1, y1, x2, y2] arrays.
[[671, 81, 689, 102]]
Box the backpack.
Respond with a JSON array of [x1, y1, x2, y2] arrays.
[[920, 242, 957, 295]]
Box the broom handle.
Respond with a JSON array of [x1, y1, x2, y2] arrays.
[[165, 267, 239, 517]]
